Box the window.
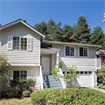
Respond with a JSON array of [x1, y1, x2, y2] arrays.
[[21, 38, 27, 50], [13, 70, 27, 80], [13, 37, 27, 50], [79, 47, 88, 57], [13, 37, 19, 49], [65, 46, 74, 56]]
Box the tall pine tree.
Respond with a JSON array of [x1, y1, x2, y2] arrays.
[[76, 15, 91, 43], [90, 26, 105, 50]]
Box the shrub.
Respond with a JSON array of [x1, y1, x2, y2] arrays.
[[22, 90, 31, 97], [31, 88, 59, 105], [97, 67, 105, 85], [98, 84, 103, 88], [31, 88, 105, 105], [48, 88, 105, 105], [26, 78, 36, 87]]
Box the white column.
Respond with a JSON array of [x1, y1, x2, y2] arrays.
[[56, 51, 59, 66], [92, 71, 95, 88]]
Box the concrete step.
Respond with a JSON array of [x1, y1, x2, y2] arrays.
[[43, 75, 62, 90]]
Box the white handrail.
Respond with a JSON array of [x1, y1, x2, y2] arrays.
[[40, 66, 43, 90], [58, 68, 66, 89]]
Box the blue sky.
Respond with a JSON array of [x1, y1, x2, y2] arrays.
[[0, 0, 105, 33]]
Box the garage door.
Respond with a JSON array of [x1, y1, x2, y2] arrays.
[[76, 71, 92, 87]]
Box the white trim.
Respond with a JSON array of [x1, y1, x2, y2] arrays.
[[64, 45, 75, 57], [42, 40, 100, 47], [78, 47, 89, 58], [11, 64, 40, 66], [0, 19, 45, 38]]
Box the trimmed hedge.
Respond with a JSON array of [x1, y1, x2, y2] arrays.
[[31, 88, 59, 105], [31, 88, 105, 105]]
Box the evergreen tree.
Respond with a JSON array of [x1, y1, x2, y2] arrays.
[[76, 15, 91, 43], [34, 21, 47, 36], [46, 19, 61, 41], [90, 26, 105, 50], [60, 24, 75, 42]]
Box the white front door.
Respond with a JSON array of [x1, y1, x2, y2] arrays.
[[42, 56, 50, 75]]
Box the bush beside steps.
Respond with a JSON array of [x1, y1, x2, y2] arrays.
[[31, 88, 105, 105]]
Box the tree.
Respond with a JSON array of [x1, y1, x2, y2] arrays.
[[76, 15, 91, 43], [0, 53, 10, 97], [46, 19, 61, 41], [60, 24, 76, 42], [34, 21, 47, 36], [102, 13, 105, 23], [90, 26, 105, 50], [34, 19, 61, 41]]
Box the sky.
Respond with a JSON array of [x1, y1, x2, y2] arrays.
[[0, 0, 105, 33]]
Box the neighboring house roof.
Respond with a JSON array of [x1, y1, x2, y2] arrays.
[[42, 40, 100, 47], [0, 19, 45, 38]]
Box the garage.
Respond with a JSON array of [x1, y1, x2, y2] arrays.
[[76, 71, 93, 87]]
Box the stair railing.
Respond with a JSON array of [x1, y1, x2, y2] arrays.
[[57, 68, 66, 89], [40, 66, 43, 90]]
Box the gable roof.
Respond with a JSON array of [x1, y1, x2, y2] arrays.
[[0, 19, 45, 38], [42, 40, 100, 47]]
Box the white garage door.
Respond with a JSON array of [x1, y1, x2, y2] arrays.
[[76, 71, 92, 87]]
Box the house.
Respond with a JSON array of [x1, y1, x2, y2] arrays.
[[0, 19, 101, 90]]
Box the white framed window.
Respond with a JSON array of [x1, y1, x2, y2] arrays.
[[8, 70, 31, 83], [79, 47, 88, 57], [8, 36, 32, 51], [65, 46, 74, 56], [13, 37, 27, 50]]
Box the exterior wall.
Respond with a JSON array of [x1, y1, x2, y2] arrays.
[[0, 66, 40, 92], [52, 44, 96, 71], [0, 23, 40, 65]]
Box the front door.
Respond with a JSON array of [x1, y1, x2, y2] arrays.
[[42, 56, 50, 75]]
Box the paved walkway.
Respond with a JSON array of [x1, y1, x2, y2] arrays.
[[90, 87, 105, 93]]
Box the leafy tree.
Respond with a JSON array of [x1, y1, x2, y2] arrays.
[[0, 53, 10, 97], [90, 26, 105, 50], [76, 15, 91, 43], [102, 13, 105, 23], [52, 60, 79, 88]]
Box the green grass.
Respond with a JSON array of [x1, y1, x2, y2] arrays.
[[0, 98, 32, 105]]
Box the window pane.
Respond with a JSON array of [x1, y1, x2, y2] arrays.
[[70, 47, 74, 56], [66, 46, 69, 56], [13, 37, 19, 49], [80, 47, 83, 56], [13, 71, 19, 80], [84, 48, 87, 56], [21, 71, 27, 79], [21, 38, 27, 50]]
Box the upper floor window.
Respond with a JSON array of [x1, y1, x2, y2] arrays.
[[13, 37, 27, 50], [65, 46, 74, 56], [79, 47, 88, 57], [8, 36, 32, 51]]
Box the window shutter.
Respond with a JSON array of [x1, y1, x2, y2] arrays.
[[27, 37, 32, 51], [27, 70, 31, 79], [8, 70, 13, 83], [7, 36, 13, 50]]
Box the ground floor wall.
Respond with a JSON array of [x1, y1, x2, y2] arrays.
[[0, 66, 41, 92]]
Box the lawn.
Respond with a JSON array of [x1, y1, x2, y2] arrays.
[[0, 98, 32, 105]]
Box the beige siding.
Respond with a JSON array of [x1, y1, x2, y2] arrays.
[[0, 66, 41, 91], [0, 23, 40, 65], [52, 44, 96, 71]]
